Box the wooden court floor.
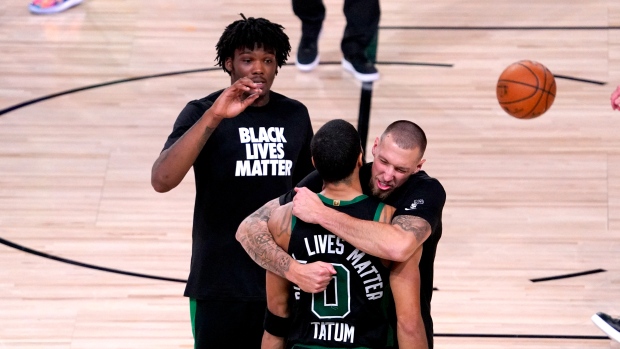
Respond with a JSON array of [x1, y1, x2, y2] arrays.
[[1, 0, 619, 347]]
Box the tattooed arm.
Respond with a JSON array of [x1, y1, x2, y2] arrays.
[[291, 187, 431, 262], [236, 199, 335, 293]]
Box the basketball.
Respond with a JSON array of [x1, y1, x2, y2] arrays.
[[496, 60, 556, 119]]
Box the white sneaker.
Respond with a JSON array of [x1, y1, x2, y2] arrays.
[[342, 56, 379, 82], [591, 312, 620, 342], [295, 36, 320, 72]]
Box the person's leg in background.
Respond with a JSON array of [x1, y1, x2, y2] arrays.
[[341, 0, 381, 81], [292, 0, 325, 71], [191, 299, 266, 348]]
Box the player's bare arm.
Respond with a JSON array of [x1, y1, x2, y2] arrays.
[[390, 246, 428, 349], [151, 77, 261, 193], [267, 202, 293, 249], [262, 270, 291, 349], [292, 187, 431, 262], [236, 199, 335, 293], [391, 214, 432, 250]]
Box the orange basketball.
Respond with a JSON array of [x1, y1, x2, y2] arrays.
[[496, 60, 556, 119]]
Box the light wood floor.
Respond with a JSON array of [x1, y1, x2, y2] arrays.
[[1, 0, 619, 348]]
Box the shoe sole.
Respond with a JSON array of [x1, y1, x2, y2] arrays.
[[295, 54, 320, 72], [341, 58, 380, 82], [591, 314, 620, 342], [29, 0, 83, 14]]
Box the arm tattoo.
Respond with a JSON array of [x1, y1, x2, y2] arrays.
[[392, 215, 431, 245], [238, 200, 294, 278]]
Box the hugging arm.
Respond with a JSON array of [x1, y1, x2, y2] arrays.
[[236, 198, 335, 293], [292, 187, 431, 262]]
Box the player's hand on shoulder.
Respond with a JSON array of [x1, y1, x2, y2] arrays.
[[292, 187, 324, 224]]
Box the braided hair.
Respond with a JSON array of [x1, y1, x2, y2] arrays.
[[215, 14, 291, 75]]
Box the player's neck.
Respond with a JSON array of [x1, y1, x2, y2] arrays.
[[320, 175, 363, 201]]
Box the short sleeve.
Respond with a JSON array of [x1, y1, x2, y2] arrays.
[[162, 100, 213, 151], [393, 178, 446, 232]]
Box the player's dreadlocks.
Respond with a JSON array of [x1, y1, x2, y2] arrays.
[[215, 13, 291, 75]]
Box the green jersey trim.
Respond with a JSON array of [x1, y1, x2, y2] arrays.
[[373, 202, 385, 222], [317, 193, 368, 206]]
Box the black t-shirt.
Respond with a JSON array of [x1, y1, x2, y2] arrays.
[[280, 163, 446, 348], [163, 90, 314, 301]]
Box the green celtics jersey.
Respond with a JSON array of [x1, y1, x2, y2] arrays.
[[286, 194, 395, 349]]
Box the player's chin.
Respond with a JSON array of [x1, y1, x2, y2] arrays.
[[371, 184, 392, 200]]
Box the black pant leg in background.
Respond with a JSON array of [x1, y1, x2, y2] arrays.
[[194, 299, 266, 348], [341, 0, 381, 57], [292, 0, 325, 41]]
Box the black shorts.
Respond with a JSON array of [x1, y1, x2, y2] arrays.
[[190, 298, 267, 348]]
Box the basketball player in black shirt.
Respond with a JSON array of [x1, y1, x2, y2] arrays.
[[152, 15, 315, 348]]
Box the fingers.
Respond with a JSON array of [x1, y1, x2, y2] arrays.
[[313, 263, 337, 292], [242, 91, 261, 106], [319, 261, 337, 275], [232, 77, 262, 95], [294, 261, 337, 293], [294, 186, 309, 194]]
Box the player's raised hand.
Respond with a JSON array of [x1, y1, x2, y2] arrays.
[[210, 77, 262, 119], [288, 261, 336, 293]]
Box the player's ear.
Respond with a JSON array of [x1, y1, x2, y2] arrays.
[[311, 156, 316, 169], [371, 137, 380, 156], [225, 57, 233, 73], [415, 158, 426, 173]]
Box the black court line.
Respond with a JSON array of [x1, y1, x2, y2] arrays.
[[530, 269, 606, 283], [0, 62, 452, 118], [381, 25, 620, 31], [0, 236, 187, 283], [554, 74, 606, 85], [377, 61, 453, 68], [435, 333, 608, 340], [358, 81, 374, 150], [316, 60, 454, 68], [0, 67, 221, 117], [0, 236, 610, 341]]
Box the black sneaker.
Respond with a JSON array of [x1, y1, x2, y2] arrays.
[[591, 312, 620, 342], [295, 36, 319, 72], [342, 54, 379, 82]]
